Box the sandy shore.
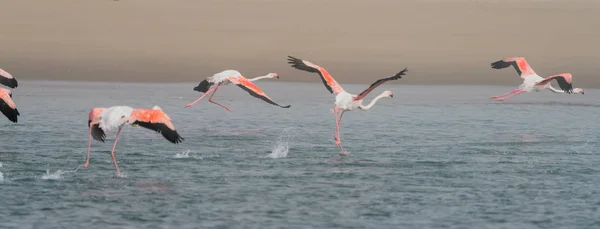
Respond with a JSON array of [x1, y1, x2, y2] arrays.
[[1, 0, 599, 87]]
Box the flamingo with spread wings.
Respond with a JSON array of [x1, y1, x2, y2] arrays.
[[489, 57, 584, 101], [185, 70, 290, 111], [85, 105, 184, 176], [287, 56, 407, 156]]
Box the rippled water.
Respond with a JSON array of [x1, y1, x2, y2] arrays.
[[1, 80, 599, 228]]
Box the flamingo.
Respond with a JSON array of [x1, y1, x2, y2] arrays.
[[489, 57, 584, 101], [0, 88, 19, 123], [85, 105, 184, 176], [184, 70, 290, 111], [287, 56, 407, 156], [0, 68, 18, 89]]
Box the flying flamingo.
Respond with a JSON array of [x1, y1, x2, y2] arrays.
[[85, 105, 184, 176], [489, 57, 584, 101], [185, 70, 290, 111], [0, 88, 19, 123], [287, 56, 407, 156], [0, 68, 18, 89]]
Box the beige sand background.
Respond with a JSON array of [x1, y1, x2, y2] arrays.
[[1, 0, 599, 87]]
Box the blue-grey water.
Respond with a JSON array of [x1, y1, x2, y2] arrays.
[[1, 80, 599, 228]]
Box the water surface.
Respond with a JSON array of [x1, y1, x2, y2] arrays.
[[1, 81, 599, 228]]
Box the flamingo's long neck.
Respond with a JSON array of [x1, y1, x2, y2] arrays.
[[248, 74, 272, 82], [359, 92, 389, 110]]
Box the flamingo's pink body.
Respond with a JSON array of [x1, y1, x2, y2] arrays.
[[490, 57, 584, 101], [185, 70, 290, 111], [86, 105, 184, 176], [287, 56, 407, 155]]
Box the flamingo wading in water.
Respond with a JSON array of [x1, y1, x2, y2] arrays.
[[489, 57, 584, 101], [287, 56, 407, 156], [85, 105, 184, 176], [0, 68, 19, 123], [185, 70, 290, 110]]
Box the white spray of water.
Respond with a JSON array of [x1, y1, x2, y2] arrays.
[[266, 128, 295, 159], [41, 165, 82, 180], [173, 150, 204, 159], [173, 150, 191, 158], [0, 162, 4, 182]]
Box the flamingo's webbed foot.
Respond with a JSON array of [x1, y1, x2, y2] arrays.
[[83, 162, 89, 168]]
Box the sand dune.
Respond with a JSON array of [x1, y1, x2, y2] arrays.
[[1, 0, 599, 87]]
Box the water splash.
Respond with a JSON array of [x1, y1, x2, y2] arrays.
[[117, 172, 128, 178], [174, 150, 191, 158], [266, 128, 295, 159], [40, 165, 82, 180], [0, 171, 4, 182]]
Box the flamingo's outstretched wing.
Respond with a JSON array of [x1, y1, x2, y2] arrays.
[[130, 107, 184, 144], [0, 89, 19, 123], [491, 57, 538, 79], [0, 68, 17, 88], [355, 68, 408, 100], [228, 75, 291, 108], [287, 56, 344, 94], [537, 73, 574, 94]]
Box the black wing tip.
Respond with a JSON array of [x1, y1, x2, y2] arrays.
[[166, 130, 184, 144], [0, 77, 18, 89], [193, 80, 211, 93], [7, 115, 17, 123], [491, 60, 511, 69], [394, 68, 408, 78]]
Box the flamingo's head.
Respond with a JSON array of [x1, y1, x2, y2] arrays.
[[574, 88, 584, 95], [384, 90, 393, 98], [269, 73, 279, 79]]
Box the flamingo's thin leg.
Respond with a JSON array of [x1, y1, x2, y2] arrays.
[[333, 107, 347, 156], [333, 107, 340, 142], [208, 84, 232, 112], [498, 90, 525, 101], [490, 88, 520, 99], [110, 127, 123, 176], [185, 88, 215, 107], [337, 110, 347, 156], [84, 121, 99, 168]]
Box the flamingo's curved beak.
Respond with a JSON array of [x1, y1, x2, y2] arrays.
[[390, 94, 394, 98]]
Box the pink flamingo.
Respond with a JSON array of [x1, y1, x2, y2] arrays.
[[85, 105, 184, 176], [0, 68, 18, 89], [0, 88, 19, 123], [185, 70, 290, 111], [490, 57, 584, 101], [287, 56, 407, 156]]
